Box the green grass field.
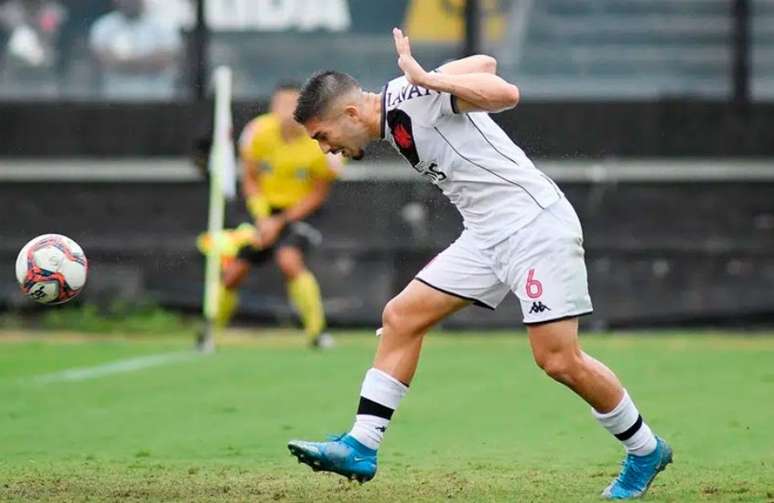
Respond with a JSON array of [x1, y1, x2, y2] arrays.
[[1, 329, 773, 502]]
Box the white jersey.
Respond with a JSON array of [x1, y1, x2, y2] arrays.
[[381, 75, 562, 248]]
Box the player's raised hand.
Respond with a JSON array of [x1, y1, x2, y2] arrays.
[[393, 27, 428, 86]]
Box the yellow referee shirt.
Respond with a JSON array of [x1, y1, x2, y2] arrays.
[[239, 113, 337, 209]]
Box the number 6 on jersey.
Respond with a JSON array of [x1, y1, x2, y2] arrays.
[[526, 268, 543, 299]]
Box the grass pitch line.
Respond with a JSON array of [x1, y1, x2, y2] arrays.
[[29, 351, 200, 384]]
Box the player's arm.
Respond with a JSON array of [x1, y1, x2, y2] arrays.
[[281, 178, 332, 223], [426, 71, 519, 113], [241, 158, 260, 199], [279, 153, 340, 223], [393, 28, 519, 114], [239, 122, 272, 221], [437, 55, 497, 76], [245, 157, 282, 248], [257, 154, 337, 247]]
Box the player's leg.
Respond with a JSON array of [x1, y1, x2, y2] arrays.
[[216, 258, 249, 328], [340, 231, 508, 448], [528, 318, 623, 411], [277, 250, 327, 346], [527, 319, 672, 499], [288, 280, 469, 481], [274, 221, 331, 347], [197, 224, 263, 329], [509, 198, 670, 499], [371, 281, 467, 383], [274, 245, 327, 346], [289, 231, 508, 481], [528, 319, 654, 446], [217, 240, 273, 329], [346, 279, 469, 445]]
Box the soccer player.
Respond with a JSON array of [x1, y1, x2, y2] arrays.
[[286, 29, 672, 499], [211, 82, 339, 349]]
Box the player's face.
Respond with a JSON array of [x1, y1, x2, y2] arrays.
[[304, 109, 369, 161], [271, 89, 302, 130]]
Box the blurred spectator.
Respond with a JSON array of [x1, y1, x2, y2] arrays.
[[145, 0, 193, 30], [0, 0, 66, 96], [56, 0, 111, 96], [89, 0, 181, 100]]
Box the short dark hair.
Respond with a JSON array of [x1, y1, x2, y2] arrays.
[[294, 70, 360, 124], [273, 80, 301, 94]]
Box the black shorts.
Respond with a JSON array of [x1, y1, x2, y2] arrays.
[[236, 220, 322, 265]]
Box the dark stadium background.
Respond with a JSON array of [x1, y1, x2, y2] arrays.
[[2, 0, 773, 329]]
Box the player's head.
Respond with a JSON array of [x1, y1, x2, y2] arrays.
[[294, 70, 372, 161], [270, 81, 302, 131], [114, 0, 144, 18]]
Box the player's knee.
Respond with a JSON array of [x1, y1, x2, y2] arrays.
[[534, 350, 583, 384], [223, 260, 249, 289], [381, 299, 402, 332], [381, 298, 421, 337], [275, 248, 304, 278]]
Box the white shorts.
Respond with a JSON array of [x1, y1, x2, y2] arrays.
[[415, 197, 593, 324]]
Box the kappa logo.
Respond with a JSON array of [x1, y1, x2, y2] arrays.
[[529, 301, 551, 314]]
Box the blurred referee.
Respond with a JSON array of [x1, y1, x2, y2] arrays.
[[204, 82, 340, 348]]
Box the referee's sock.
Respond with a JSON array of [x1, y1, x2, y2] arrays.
[[215, 285, 238, 329], [348, 368, 408, 450], [287, 270, 326, 342], [593, 390, 657, 456]]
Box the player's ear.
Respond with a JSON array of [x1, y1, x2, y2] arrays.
[[344, 105, 359, 120]]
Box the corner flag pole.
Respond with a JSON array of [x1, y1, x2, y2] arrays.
[[201, 66, 236, 352]]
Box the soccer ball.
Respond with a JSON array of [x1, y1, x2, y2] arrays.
[[15, 234, 88, 305]]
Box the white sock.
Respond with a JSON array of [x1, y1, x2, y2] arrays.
[[592, 390, 657, 456], [348, 368, 408, 450]]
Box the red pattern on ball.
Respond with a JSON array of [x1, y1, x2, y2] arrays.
[[20, 235, 87, 304]]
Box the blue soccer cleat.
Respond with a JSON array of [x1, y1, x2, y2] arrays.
[[288, 433, 377, 483], [602, 436, 673, 500]]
